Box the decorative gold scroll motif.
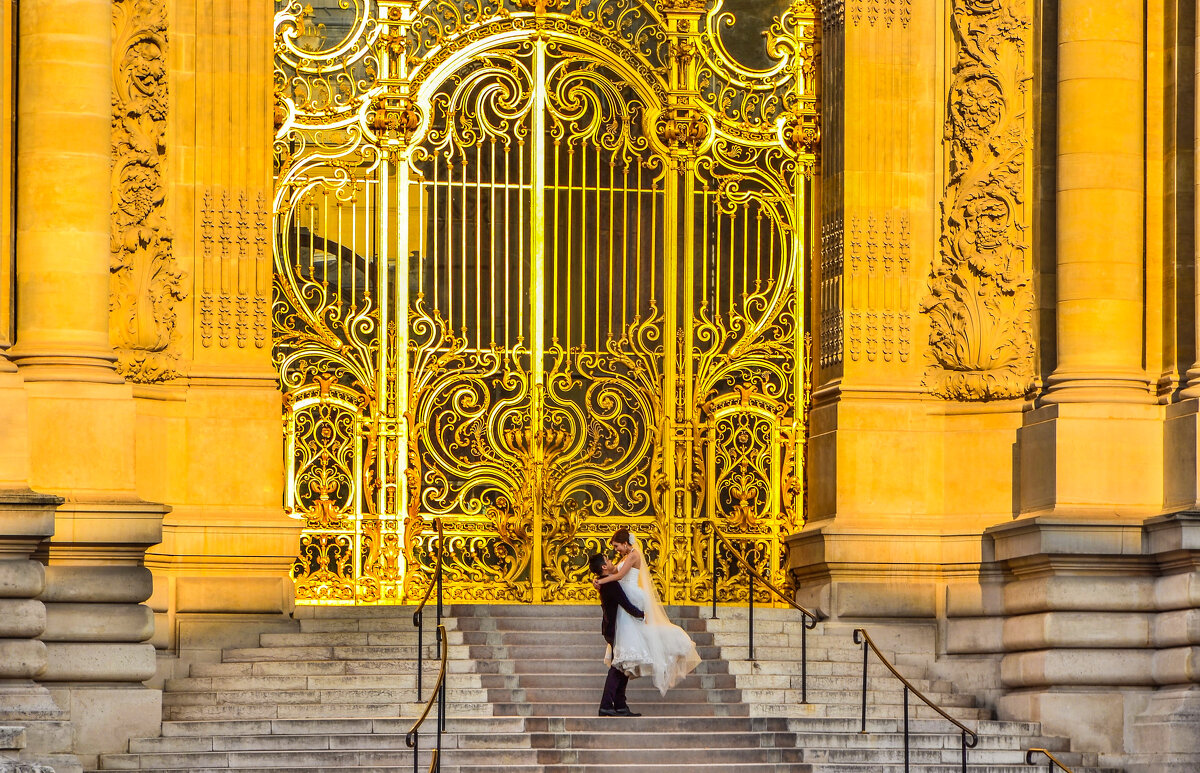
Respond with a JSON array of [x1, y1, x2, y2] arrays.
[[274, 0, 816, 604]]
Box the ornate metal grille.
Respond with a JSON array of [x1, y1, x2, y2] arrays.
[[273, 0, 817, 604]]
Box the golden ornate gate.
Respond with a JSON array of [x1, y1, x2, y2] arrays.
[[273, 0, 816, 604]]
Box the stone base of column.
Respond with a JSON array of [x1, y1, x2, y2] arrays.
[[1019, 402, 1164, 517], [0, 490, 79, 773], [1165, 399, 1200, 510], [997, 687, 1154, 755], [34, 500, 165, 766], [1124, 686, 1200, 772], [43, 686, 160, 770]]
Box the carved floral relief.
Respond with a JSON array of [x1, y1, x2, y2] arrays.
[[111, 0, 187, 383], [922, 0, 1034, 400]]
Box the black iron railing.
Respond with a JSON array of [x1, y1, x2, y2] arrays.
[[703, 520, 821, 702], [1026, 748, 1076, 772], [406, 622, 447, 773], [852, 627, 977, 773], [413, 518, 444, 697]]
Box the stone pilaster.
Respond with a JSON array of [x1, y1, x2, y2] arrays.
[[138, 0, 296, 669], [797, 0, 1032, 619]]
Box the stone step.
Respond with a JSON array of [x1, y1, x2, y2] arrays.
[[489, 701, 750, 717], [159, 717, 529, 738], [258, 631, 462, 647], [464, 644, 725, 661], [161, 702, 493, 721], [222, 645, 474, 662], [164, 674, 482, 693], [458, 629, 716, 646], [477, 672, 739, 690], [484, 686, 743, 705], [161, 687, 490, 707], [189, 659, 477, 678]]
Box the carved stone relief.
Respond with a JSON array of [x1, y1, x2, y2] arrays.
[[110, 0, 187, 382], [819, 215, 844, 368], [848, 0, 910, 28], [922, 0, 1034, 400], [199, 186, 270, 349], [845, 211, 911, 364]]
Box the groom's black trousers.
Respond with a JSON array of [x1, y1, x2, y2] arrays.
[[600, 666, 629, 710]]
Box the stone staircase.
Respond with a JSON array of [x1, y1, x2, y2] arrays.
[[94, 605, 1123, 772]]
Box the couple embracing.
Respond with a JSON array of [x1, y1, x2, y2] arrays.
[[588, 528, 701, 717]]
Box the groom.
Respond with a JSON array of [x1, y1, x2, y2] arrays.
[[588, 553, 644, 717]]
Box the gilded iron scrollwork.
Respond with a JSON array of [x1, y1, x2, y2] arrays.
[[275, 0, 815, 604]]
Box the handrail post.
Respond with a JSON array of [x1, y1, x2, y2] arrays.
[[436, 625, 445, 762], [415, 609, 423, 698], [800, 615, 807, 704], [710, 524, 718, 620], [747, 555, 754, 661], [902, 686, 909, 773], [854, 629, 867, 734], [411, 730, 418, 773]]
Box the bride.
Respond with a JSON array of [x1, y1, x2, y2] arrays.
[[592, 528, 701, 694]]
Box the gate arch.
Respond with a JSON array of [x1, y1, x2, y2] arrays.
[[273, 0, 817, 604]]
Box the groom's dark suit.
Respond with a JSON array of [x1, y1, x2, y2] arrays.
[[599, 580, 644, 712]]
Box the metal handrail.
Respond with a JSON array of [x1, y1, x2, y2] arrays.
[[704, 520, 820, 702], [405, 623, 447, 773], [1026, 748, 1076, 772], [413, 518, 444, 697], [852, 627, 978, 773]]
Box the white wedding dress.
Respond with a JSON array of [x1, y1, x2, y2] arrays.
[[604, 543, 702, 695]]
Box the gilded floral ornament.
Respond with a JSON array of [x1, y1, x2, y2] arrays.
[[922, 0, 1034, 400], [110, 0, 187, 383]]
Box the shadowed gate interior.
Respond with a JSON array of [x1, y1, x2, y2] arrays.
[[272, 0, 816, 604]]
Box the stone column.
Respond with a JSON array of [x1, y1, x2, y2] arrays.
[[8, 0, 122, 383], [1019, 0, 1161, 517], [1186, 0, 1200, 399], [1044, 0, 1148, 402], [8, 1, 165, 765]]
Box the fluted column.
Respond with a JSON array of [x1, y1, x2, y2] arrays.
[[6, 2, 165, 765], [1045, 0, 1149, 402], [8, 0, 121, 382], [1184, 1, 1200, 398]]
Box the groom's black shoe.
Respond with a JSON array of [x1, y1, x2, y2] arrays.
[[614, 707, 641, 717], [598, 708, 620, 717]]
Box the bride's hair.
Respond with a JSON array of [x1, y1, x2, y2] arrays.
[[611, 528, 632, 546]]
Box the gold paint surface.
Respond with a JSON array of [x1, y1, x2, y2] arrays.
[[272, 0, 816, 604]]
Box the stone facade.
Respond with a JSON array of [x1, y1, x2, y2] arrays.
[[797, 0, 1200, 769], [0, 0, 1196, 770]]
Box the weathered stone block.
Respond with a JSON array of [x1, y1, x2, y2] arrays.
[[39, 642, 156, 682], [1002, 611, 1152, 650], [0, 599, 45, 638], [41, 603, 153, 643]]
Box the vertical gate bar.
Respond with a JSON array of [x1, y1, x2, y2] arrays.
[[529, 37, 548, 603], [903, 686, 909, 773]]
